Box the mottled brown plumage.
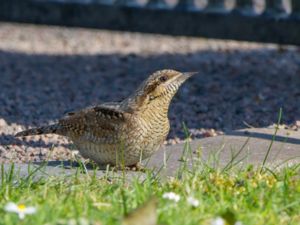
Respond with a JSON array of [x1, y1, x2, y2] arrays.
[[15, 70, 195, 166]]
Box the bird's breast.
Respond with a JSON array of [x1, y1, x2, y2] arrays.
[[133, 109, 170, 150]]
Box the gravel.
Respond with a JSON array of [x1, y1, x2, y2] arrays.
[[0, 22, 299, 163]]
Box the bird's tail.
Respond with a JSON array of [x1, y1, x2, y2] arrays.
[[15, 124, 62, 137]]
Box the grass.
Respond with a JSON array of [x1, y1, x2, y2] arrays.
[[0, 150, 299, 225]]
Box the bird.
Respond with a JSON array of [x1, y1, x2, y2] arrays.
[[15, 69, 195, 168]]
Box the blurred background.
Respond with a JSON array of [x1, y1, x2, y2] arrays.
[[0, 0, 299, 163]]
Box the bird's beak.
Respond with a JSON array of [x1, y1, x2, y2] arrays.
[[176, 71, 198, 82], [183, 72, 198, 78]]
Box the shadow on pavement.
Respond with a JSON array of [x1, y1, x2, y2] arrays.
[[227, 130, 300, 145], [0, 48, 300, 146]]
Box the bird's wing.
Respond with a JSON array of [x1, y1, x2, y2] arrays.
[[59, 104, 130, 142]]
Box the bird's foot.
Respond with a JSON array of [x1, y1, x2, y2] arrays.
[[112, 162, 145, 172], [123, 162, 145, 172]]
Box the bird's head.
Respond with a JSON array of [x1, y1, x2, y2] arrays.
[[123, 69, 196, 112]]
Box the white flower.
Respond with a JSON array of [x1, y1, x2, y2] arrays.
[[162, 192, 180, 202], [211, 217, 226, 225], [4, 202, 36, 219], [187, 196, 200, 207]]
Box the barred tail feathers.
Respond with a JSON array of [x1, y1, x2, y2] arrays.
[[15, 124, 62, 137]]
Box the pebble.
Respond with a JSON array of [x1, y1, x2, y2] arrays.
[[0, 119, 7, 127]]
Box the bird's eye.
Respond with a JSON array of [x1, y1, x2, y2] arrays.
[[159, 75, 168, 82]]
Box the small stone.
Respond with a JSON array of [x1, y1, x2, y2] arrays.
[[0, 118, 7, 127], [202, 129, 220, 138]]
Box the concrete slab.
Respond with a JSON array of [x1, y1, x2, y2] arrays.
[[1, 127, 300, 180], [147, 127, 300, 176], [1, 162, 146, 182]]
